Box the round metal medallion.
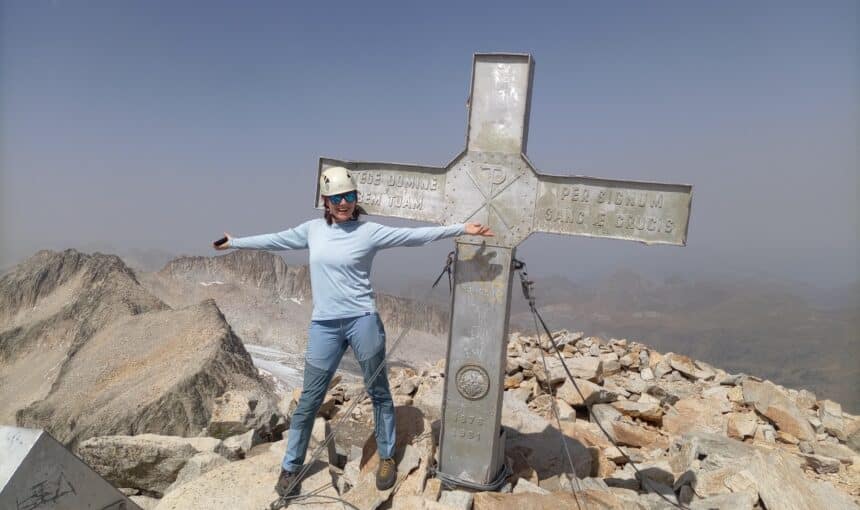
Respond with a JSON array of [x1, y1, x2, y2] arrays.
[[455, 364, 490, 400]]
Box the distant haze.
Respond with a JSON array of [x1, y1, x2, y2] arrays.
[[2, 2, 858, 294]]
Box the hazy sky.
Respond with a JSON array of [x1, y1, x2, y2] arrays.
[[1, 1, 857, 289]]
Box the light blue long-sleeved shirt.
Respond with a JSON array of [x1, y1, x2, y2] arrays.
[[230, 218, 465, 320]]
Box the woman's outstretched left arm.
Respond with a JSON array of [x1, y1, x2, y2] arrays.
[[369, 222, 492, 249]]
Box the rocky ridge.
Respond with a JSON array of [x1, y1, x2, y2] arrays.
[[138, 250, 451, 365], [0, 249, 275, 447], [157, 250, 313, 302], [77, 330, 859, 510]]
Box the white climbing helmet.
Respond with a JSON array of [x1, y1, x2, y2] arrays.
[[319, 166, 357, 196]]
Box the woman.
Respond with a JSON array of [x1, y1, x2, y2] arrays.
[[215, 166, 493, 496]]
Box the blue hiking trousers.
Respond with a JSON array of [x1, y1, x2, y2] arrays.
[[282, 311, 395, 472]]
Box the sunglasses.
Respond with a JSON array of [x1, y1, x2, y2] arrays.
[[328, 191, 357, 205]]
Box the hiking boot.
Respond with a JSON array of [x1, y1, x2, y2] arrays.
[[376, 457, 397, 490], [275, 468, 300, 498]]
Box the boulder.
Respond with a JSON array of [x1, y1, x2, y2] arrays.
[[560, 420, 613, 450], [603, 445, 628, 464], [164, 452, 228, 494], [414, 377, 445, 420], [727, 412, 758, 439], [393, 395, 414, 406], [390, 422, 435, 507], [795, 389, 818, 410], [667, 435, 699, 474], [77, 434, 202, 496], [394, 376, 419, 396], [538, 473, 583, 492], [564, 357, 603, 383], [605, 463, 640, 491], [811, 441, 857, 463], [342, 445, 363, 488], [512, 478, 549, 495], [693, 466, 737, 498], [848, 426, 860, 453], [619, 353, 638, 368], [392, 497, 460, 510], [610, 399, 663, 424], [473, 489, 646, 510], [155, 440, 342, 510], [221, 429, 264, 459], [819, 400, 845, 438], [663, 398, 727, 436], [680, 432, 859, 510], [602, 359, 622, 377], [424, 477, 443, 501], [507, 385, 531, 404], [130, 495, 160, 509], [755, 423, 776, 443], [309, 417, 338, 465], [504, 372, 524, 389], [742, 381, 815, 441], [502, 392, 553, 434], [532, 357, 567, 385], [208, 390, 281, 440], [727, 386, 745, 403], [505, 357, 523, 375], [503, 395, 592, 478], [777, 431, 800, 444], [723, 470, 758, 494], [689, 492, 757, 510], [555, 398, 576, 421], [612, 421, 666, 449], [617, 374, 648, 395], [589, 403, 666, 450], [439, 490, 474, 510], [557, 378, 616, 407], [589, 404, 623, 432], [665, 354, 698, 379], [801, 453, 841, 474], [635, 460, 675, 489]]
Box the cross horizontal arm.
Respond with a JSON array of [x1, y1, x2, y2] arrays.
[[533, 173, 692, 246], [317, 158, 450, 224]]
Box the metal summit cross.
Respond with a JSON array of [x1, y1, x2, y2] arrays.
[[315, 53, 692, 487]]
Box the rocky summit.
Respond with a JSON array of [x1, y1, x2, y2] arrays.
[[74, 331, 859, 510], [1, 250, 858, 509]]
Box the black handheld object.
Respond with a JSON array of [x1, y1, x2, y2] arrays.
[[214, 236, 228, 247]]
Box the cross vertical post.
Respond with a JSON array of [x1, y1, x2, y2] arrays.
[[437, 54, 534, 485]]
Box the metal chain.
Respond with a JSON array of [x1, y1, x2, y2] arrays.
[[514, 258, 689, 510], [515, 259, 584, 509]]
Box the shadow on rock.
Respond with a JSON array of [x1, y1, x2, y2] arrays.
[[360, 405, 427, 469]]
